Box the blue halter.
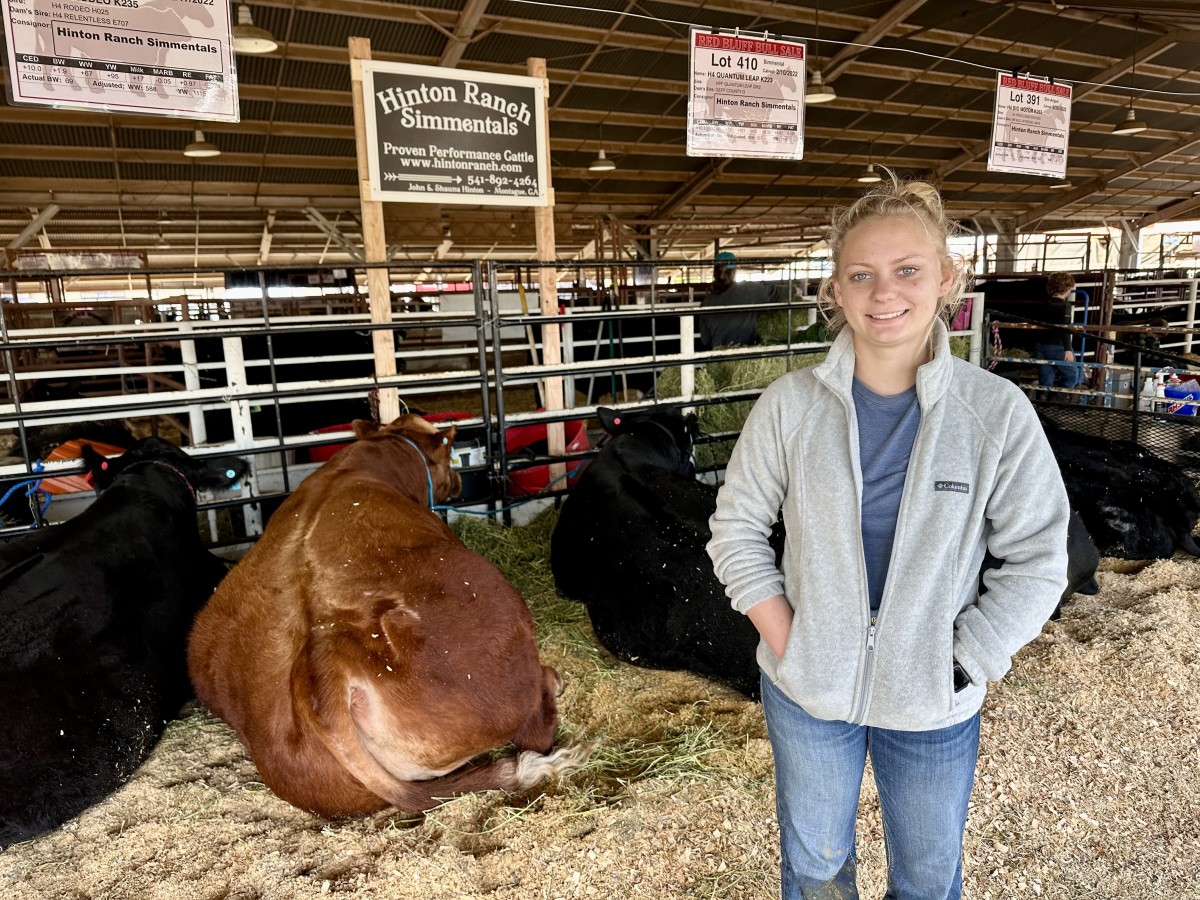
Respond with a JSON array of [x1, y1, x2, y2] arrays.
[[395, 433, 444, 509]]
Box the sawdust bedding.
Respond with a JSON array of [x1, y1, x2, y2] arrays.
[[1, 519, 1198, 900]]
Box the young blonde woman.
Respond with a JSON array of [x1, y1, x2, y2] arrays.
[[707, 174, 1069, 899]]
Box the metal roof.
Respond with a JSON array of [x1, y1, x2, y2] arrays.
[[1, 0, 1199, 271]]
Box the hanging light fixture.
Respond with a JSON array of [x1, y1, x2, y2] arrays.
[[232, 4, 278, 54], [1111, 107, 1147, 136], [1048, 178, 1073, 190], [857, 163, 882, 184], [588, 148, 616, 172], [807, 71, 837, 104], [589, 124, 616, 171], [183, 128, 221, 158], [806, 0, 836, 104], [1111, 15, 1147, 136]]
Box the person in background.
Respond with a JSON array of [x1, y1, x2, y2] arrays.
[[699, 251, 786, 349], [1032, 272, 1082, 394], [707, 173, 1070, 899]]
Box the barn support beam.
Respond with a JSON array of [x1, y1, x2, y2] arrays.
[[990, 217, 1018, 274], [349, 37, 400, 425], [6, 204, 60, 251]]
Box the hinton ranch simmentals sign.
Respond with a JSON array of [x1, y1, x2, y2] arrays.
[[361, 60, 549, 207]]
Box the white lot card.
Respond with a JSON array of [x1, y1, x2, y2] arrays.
[[687, 27, 806, 160], [1, 0, 239, 121], [988, 73, 1072, 178]]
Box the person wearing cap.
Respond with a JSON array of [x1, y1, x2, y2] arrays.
[[1030, 272, 1082, 395], [699, 252, 786, 349]]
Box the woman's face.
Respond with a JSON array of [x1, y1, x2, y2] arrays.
[[832, 214, 953, 361]]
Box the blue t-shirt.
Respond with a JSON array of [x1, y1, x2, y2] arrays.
[[852, 378, 920, 614]]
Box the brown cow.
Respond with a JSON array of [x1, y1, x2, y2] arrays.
[[187, 414, 585, 818]]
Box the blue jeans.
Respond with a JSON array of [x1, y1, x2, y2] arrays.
[[1032, 342, 1081, 389], [762, 674, 981, 900]]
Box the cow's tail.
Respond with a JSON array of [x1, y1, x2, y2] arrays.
[[381, 742, 593, 812]]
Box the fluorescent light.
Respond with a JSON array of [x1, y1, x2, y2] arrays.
[[857, 163, 882, 184], [806, 71, 837, 104], [1048, 178, 1073, 189], [183, 128, 220, 158], [232, 5, 278, 55], [588, 148, 615, 172], [1111, 107, 1147, 136]]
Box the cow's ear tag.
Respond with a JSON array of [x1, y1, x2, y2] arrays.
[[225, 469, 236, 479], [442, 437, 448, 445], [101, 460, 109, 471], [613, 417, 621, 425]]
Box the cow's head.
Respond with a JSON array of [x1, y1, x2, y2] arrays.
[[81, 437, 249, 497], [597, 406, 697, 477], [355, 415, 462, 504]]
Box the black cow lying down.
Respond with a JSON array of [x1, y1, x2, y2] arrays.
[[983, 509, 1100, 620], [551, 406, 781, 699], [551, 407, 1103, 702], [1043, 420, 1200, 559], [0, 437, 247, 847]]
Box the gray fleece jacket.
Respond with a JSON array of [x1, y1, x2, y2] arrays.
[[707, 320, 1070, 731]]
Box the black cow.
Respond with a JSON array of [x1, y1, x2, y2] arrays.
[[982, 509, 1100, 620], [551, 406, 778, 699], [1043, 421, 1200, 559], [0, 438, 247, 847]]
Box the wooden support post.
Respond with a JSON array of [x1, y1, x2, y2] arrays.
[[349, 37, 400, 424], [528, 57, 566, 480]]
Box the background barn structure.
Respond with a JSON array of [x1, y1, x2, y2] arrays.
[[1, 1, 1199, 898]]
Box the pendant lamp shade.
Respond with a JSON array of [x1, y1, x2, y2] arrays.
[[183, 129, 221, 158], [588, 148, 616, 172], [856, 163, 882, 184], [806, 71, 837, 104], [232, 4, 278, 55], [1111, 107, 1147, 136]]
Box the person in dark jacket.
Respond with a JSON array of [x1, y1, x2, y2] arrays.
[[699, 252, 785, 348], [1031, 272, 1081, 390]]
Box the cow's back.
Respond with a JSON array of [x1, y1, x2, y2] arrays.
[[189, 433, 562, 817], [551, 425, 762, 698], [0, 475, 229, 847]]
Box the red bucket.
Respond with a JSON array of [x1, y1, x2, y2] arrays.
[[505, 417, 590, 495]]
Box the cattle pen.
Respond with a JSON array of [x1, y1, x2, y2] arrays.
[[0, 260, 1197, 899]]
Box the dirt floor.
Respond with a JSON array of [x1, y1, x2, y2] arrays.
[[1, 511, 1198, 900]]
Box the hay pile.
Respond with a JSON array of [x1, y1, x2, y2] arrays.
[[1, 512, 1197, 899]]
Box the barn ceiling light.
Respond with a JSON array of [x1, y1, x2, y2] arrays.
[[1111, 107, 1147, 136], [805, 0, 836, 104], [1112, 14, 1147, 136], [1048, 178, 1073, 189], [856, 163, 882, 184], [183, 129, 221, 158], [232, 4, 278, 55], [806, 71, 837, 104], [588, 148, 616, 172]]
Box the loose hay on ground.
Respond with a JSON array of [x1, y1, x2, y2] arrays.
[[2, 509, 1197, 899]]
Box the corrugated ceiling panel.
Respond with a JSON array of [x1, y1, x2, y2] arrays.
[[287, 10, 443, 59], [4, 160, 113, 179], [261, 167, 357, 185], [490, 0, 631, 30], [274, 102, 355, 128]]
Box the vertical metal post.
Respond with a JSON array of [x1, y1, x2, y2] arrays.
[[472, 260, 495, 511], [222, 335, 262, 536], [489, 264, 512, 523]]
